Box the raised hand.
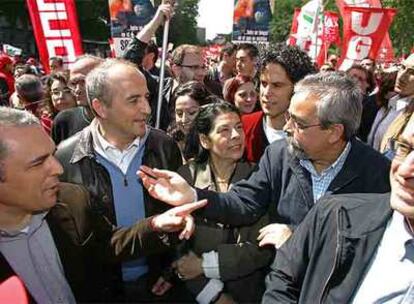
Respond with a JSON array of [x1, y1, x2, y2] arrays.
[[138, 165, 196, 206], [151, 199, 208, 240]]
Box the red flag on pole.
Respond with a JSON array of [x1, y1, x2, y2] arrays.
[[338, 6, 396, 70], [26, 0, 83, 73]]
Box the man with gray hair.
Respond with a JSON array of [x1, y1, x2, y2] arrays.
[[138, 72, 391, 250], [0, 106, 205, 303], [55, 58, 189, 302]]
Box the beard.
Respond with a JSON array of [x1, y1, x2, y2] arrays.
[[286, 136, 310, 160]]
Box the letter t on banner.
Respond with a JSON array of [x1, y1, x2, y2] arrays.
[[26, 0, 84, 73]]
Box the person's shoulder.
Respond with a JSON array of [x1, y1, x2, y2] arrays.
[[147, 126, 174, 143], [55, 128, 85, 160], [242, 111, 263, 125], [351, 138, 390, 166], [316, 192, 391, 218], [53, 107, 83, 122], [264, 139, 289, 158]]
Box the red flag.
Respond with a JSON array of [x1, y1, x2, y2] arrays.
[[338, 6, 396, 70], [26, 0, 83, 73], [289, 9, 340, 67], [323, 11, 340, 45], [336, 0, 395, 64], [288, 8, 301, 46]]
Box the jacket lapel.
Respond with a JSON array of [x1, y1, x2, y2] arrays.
[[289, 156, 314, 208], [327, 138, 360, 194]]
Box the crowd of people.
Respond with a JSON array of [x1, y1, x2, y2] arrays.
[[0, 2, 414, 304]]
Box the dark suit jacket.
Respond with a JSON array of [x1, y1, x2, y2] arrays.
[[0, 183, 164, 303], [197, 138, 391, 228]]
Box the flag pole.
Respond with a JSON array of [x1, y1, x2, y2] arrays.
[[155, 18, 170, 129]]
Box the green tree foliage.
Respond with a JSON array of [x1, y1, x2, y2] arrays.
[[75, 0, 110, 41], [168, 0, 200, 45], [269, 0, 303, 43], [382, 0, 414, 56]]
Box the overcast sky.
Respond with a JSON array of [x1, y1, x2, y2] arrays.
[[197, 0, 234, 39]]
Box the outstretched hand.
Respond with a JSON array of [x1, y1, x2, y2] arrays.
[[151, 199, 208, 240], [138, 165, 196, 206]]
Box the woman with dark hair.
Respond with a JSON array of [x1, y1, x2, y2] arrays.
[[168, 81, 211, 160], [171, 101, 272, 303], [45, 72, 77, 118], [222, 75, 258, 114]]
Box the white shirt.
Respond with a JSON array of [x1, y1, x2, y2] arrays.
[[91, 120, 143, 174], [351, 212, 414, 304], [262, 118, 286, 144]]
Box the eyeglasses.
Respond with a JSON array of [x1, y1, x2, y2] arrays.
[[389, 138, 414, 160], [179, 64, 206, 70], [284, 112, 322, 130]]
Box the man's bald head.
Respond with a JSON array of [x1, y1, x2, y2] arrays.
[[69, 55, 104, 105]]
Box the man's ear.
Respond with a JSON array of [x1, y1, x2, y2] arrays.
[[91, 98, 107, 119], [328, 124, 345, 144], [171, 64, 181, 79], [199, 134, 211, 150]]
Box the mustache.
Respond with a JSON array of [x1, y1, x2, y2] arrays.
[[286, 136, 309, 160]]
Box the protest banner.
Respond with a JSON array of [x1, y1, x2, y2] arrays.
[[26, 0, 83, 73]]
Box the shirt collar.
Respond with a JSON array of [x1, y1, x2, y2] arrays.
[[91, 119, 142, 153], [300, 141, 351, 177], [386, 211, 414, 260], [0, 212, 48, 239]]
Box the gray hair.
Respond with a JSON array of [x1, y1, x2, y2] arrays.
[[15, 74, 43, 103], [85, 58, 141, 111], [294, 72, 363, 140], [0, 107, 40, 181]]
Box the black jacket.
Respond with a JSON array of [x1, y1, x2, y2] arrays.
[[197, 138, 391, 227], [0, 183, 166, 303], [263, 192, 393, 303], [55, 124, 182, 300]]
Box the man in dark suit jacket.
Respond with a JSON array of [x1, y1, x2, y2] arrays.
[[0, 107, 205, 303], [139, 72, 391, 249]]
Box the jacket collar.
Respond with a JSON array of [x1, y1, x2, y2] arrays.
[[327, 137, 366, 194], [70, 124, 95, 163], [70, 121, 153, 164], [287, 137, 370, 206], [192, 161, 252, 191]]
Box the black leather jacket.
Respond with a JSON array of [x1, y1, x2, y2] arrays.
[[55, 124, 182, 300]]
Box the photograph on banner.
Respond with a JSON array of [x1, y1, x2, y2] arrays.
[[232, 0, 272, 44], [109, 0, 156, 57]]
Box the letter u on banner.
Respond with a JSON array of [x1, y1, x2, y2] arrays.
[[26, 0, 83, 73], [338, 6, 396, 70]]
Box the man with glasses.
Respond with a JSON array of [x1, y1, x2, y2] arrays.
[[51, 55, 103, 144], [263, 115, 414, 304], [138, 72, 391, 249], [124, 2, 216, 130]]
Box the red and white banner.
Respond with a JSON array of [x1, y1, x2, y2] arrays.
[[288, 8, 340, 67], [339, 6, 396, 70], [336, 0, 395, 66], [26, 0, 83, 73]]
